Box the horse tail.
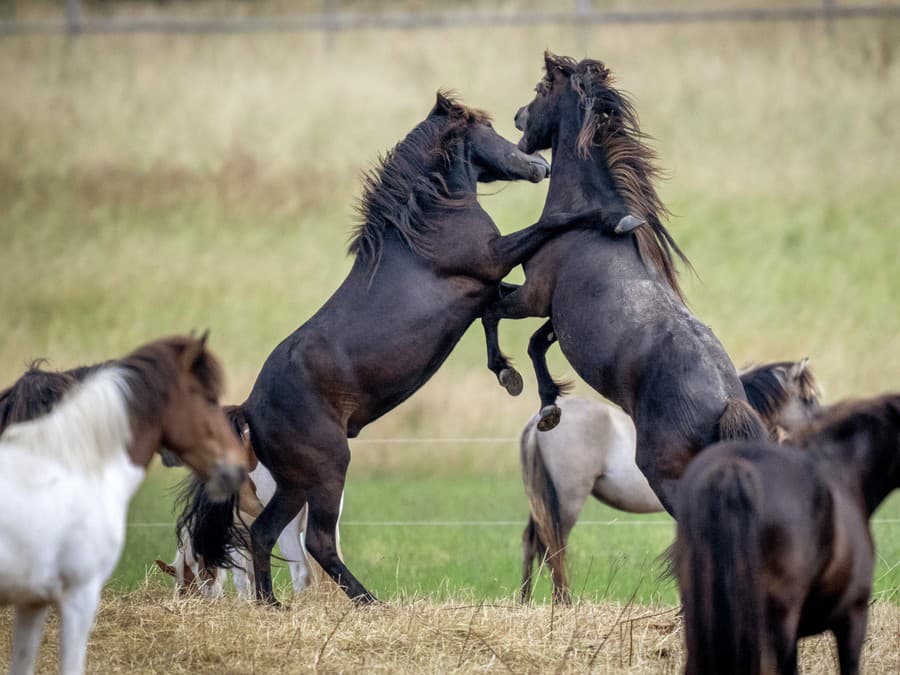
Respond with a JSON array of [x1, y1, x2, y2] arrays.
[[716, 397, 767, 442], [175, 405, 251, 570], [520, 421, 569, 601], [677, 459, 765, 675]]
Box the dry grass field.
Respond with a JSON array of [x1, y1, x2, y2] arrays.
[[2, 585, 900, 673]]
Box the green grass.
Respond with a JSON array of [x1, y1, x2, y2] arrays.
[[121, 464, 900, 604]]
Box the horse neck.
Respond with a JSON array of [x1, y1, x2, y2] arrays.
[[542, 96, 630, 220], [820, 428, 898, 516]]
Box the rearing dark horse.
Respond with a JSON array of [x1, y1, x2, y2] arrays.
[[483, 54, 767, 514], [185, 91, 624, 604]]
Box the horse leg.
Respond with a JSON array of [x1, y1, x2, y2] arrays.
[[58, 580, 102, 675], [482, 285, 547, 396], [520, 516, 540, 603], [833, 604, 868, 675], [486, 208, 629, 276], [770, 607, 801, 675], [230, 548, 252, 599], [10, 603, 50, 675], [482, 283, 524, 396], [305, 454, 376, 603], [527, 321, 566, 431], [250, 485, 306, 606], [276, 508, 309, 593]]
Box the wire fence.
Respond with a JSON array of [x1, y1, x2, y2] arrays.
[[1, 0, 898, 37]]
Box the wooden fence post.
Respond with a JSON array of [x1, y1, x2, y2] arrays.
[[65, 0, 83, 35]]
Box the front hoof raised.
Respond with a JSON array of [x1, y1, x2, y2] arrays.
[[499, 368, 524, 396], [537, 405, 561, 431]]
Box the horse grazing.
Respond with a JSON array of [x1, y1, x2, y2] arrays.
[[675, 393, 900, 675], [519, 359, 822, 604], [0, 335, 247, 675], [182, 91, 626, 605], [482, 52, 766, 515]]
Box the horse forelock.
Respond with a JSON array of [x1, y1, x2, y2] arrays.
[[547, 54, 691, 303], [349, 94, 482, 272]]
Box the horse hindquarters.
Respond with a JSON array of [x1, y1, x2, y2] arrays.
[[676, 457, 768, 675]]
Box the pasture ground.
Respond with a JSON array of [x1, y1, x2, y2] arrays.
[[118, 466, 900, 606], [2, 587, 900, 674]]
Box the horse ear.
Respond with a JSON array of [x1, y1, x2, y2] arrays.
[[431, 91, 454, 117], [544, 50, 562, 75], [790, 358, 810, 381], [179, 330, 209, 372]]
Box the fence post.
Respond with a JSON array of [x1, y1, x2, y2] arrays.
[[65, 0, 83, 35], [322, 0, 336, 51], [823, 0, 837, 35], [575, 0, 592, 53]]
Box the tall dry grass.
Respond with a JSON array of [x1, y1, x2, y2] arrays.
[[1, 584, 899, 673]]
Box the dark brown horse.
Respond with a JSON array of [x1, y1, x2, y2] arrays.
[[674, 393, 900, 675], [183, 92, 627, 605], [482, 53, 766, 514]]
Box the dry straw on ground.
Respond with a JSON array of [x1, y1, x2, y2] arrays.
[[2, 584, 899, 673]]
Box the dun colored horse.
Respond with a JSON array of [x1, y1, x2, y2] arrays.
[[519, 360, 822, 604], [483, 52, 766, 514], [183, 92, 627, 605], [675, 393, 900, 675], [0, 335, 247, 675]]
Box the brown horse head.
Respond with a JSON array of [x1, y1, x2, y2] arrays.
[[740, 358, 823, 440], [119, 333, 248, 501]]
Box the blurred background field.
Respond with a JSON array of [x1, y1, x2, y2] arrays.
[[1, 1, 899, 605]]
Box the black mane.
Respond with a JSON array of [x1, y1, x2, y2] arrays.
[[348, 93, 490, 272]]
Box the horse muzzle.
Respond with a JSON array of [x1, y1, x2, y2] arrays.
[[205, 463, 247, 503], [527, 153, 551, 182]]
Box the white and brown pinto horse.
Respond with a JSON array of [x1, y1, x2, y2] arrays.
[[0, 335, 247, 675], [520, 359, 821, 604]]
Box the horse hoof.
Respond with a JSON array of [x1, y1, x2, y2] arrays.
[[499, 368, 523, 396], [537, 405, 561, 431]]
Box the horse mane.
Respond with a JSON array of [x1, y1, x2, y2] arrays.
[[544, 52, 691, 303], [0, 335, 223, 472], [348, 91, 490, 272], [0, 361, 77, 434], [790, 393, 900, 449], [739, 361, 822, 430], [0, 367, 133, 473]]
